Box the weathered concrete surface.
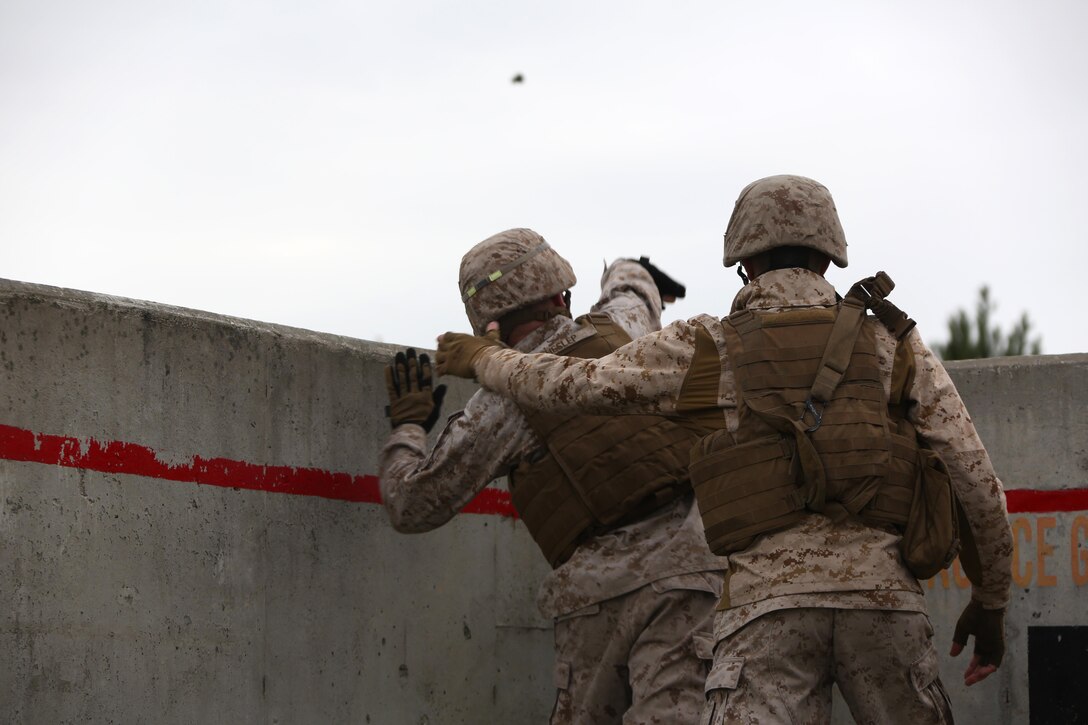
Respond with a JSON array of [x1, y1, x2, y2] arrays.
[[2, 277, 1086, 723], [912, 354, 1088, 725], [0, 279, 553, 724], [947, 354, 1088, 487]]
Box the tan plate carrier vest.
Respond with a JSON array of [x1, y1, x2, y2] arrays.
[[689, 273, 961, 578], [510, 313, 700, 568]]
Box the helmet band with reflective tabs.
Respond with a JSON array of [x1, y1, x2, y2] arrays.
[[461, 241, 552, 302]]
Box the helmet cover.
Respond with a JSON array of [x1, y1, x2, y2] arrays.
[[459, 228, 577, 335], [723, 175, 848, 268]]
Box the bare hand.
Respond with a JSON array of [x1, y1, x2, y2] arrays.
[[950, 600, 1005, 686], [949, 642, 998, 686]]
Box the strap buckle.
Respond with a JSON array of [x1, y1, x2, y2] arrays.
[[801, 396, 824, 433]]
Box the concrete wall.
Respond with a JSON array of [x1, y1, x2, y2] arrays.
[[907, 354, 1088, 725], [0, 279, 554, 724], [1, 277, 1086, 723]]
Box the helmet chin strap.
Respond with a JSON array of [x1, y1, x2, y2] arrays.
[[737, 265, 750, 286], [498, 303, 572, 341]]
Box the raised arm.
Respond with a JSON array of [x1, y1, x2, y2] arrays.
[[591, 258, 663, 335], [379, 379, 538, 533]]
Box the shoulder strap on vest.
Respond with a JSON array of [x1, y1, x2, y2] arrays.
[[575, 312, 632, 351], [889, 335, 917, 414], [677, 322, 724, 425], [521, 312, 633, 477], [848, 272, 916, 340], [849, 272, 917, 416], [807, 296, 866, 414], [808, 272, 916, 425]]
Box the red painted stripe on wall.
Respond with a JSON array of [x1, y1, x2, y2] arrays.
[[0, 423, 519, 519], [1004, 488, 1088, 514], [3, 423, 1087, 517]]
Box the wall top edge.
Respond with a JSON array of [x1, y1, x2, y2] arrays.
[[942, 352, 1088, 371], [3, 277, 1080, 366], [0, 276, 412, 361]]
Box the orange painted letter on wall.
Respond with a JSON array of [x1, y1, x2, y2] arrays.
[[926, 568, 951, 590], [1012, 517, 1034, 588], [1036, 516, 1058, 587], [1073, 516, 1088, 587]]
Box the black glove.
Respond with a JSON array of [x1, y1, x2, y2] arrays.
[[637, 257, 686, 308], [952, 599, 1006, 669], [384, 348, 447, 432]]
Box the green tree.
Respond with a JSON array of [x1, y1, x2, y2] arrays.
[[936, 286, 1042, 360]]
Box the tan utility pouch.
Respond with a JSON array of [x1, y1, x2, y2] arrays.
[[689, 429, 806, 555], [873, 319, 962, 580], [900, 445, 961, 579]]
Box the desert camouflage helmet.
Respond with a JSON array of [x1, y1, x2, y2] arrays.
[[723, 175, 848, 268], [459, 228, 577, 335]]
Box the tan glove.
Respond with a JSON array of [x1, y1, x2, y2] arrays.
[[951, 599, 1005, 685], [384, 348, 447, 431], [435, 328, 503, 379]]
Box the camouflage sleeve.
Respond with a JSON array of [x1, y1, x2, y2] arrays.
[[473, 319, 700, 418], [907, 333, 1014, 609], [590, 258, 662, 337], [378, 389, 539, 533]]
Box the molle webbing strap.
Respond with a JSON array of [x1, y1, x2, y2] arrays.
[[511, 454, 596, 567], [802, 297, 888, 518], [510, 313, 698, 566], [719, 312, 833, 513], [676, 323, 727, 429], [849, 272, 917, 340], [808, 272, 917, 409], [861, 339, 918, 529], [689, 429, 807, 554], [461, 240, 552, 302], [888, 336, 917, 415], [809, 296, 866, 406], [577, 313, 631, 353], [731, 301, 873, 515], [690, 280, 928, 558], [860, 429, 915, 528], [692, 299, 898, 557]]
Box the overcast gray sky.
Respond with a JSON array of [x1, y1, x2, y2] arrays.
[[3, 0, 1086, 355]]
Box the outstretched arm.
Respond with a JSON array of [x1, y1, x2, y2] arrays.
[[437, 320, 702, 419]]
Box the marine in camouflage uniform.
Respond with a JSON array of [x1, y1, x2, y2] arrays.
[[380, 228, 727, 724], [436, 179, 1014, 724]]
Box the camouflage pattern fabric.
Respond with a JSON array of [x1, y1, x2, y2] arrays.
[[459, 228, 577, 335], [379, 258, 727, 716], [703, 608, 953, 725], [466, 267, 1012, 715], [723, 175, 849, 268], [552, 572, 719, 725]]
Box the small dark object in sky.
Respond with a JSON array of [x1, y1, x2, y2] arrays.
[[511, 73, 524, 83]]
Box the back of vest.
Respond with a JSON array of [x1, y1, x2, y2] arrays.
[[509, 313, 700, 568], [690, 306, 915, 555]]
